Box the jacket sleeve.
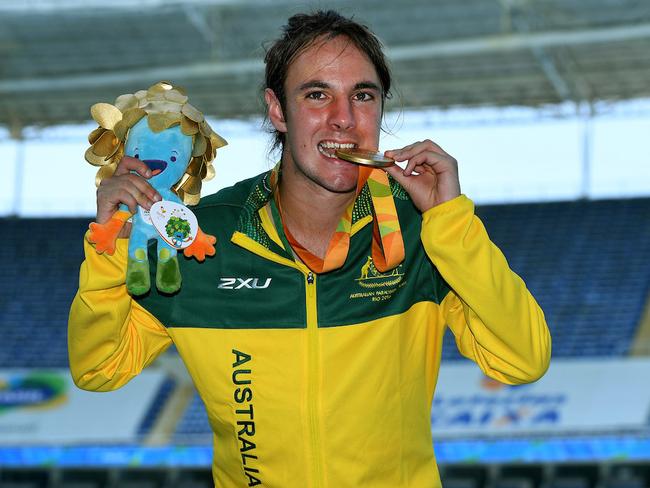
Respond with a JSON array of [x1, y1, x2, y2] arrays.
[[68, 233, 172, 392], [421, 195, 551, 384]]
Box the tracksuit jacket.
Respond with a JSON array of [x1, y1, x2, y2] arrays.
[[68, 171, 551, 488]]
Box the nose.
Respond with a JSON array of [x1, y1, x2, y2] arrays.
[[328, 98, 355, 131]]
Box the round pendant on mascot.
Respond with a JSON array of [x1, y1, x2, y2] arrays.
[[150, 200, 199, 249]]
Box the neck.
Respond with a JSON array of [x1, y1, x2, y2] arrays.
[[277, 170, 355, 260]]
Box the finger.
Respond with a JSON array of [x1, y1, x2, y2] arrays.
[[115, 156, 152, 178], [383, 164, 410, 186], [426, 139, 447, 153], [106, 187, 139, 215], [115, 175, 161, 210], [402, 151, 451, 176], [121, 173, 162, 205], [407, 161, 437, 175], [384, 141, 421, 160], [385, 162, 437, 186], [96, 186, 137, 223], [386, 139, 450, 162], [108, 172, 162, 205], [98, 177, 159, 216], [385, 140, 434, 161]]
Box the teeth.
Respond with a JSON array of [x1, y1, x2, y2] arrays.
[[318, 141, 356, 158], [320, 142, 355, 149]]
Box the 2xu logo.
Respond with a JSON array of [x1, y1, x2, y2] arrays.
[[218, 278, 272, 290]]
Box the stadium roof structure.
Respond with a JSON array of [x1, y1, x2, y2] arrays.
[[1, 0, 650, 133]]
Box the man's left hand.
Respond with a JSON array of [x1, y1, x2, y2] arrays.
[[384, 139, 461, 213]]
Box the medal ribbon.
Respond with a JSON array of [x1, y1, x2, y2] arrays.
[[271, 166, 404, 274]]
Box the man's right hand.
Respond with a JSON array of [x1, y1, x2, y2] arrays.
[[96, 156, 162, 238]]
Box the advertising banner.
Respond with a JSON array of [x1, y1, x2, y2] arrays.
[[0, 369, 166, 444], [432, 357, 650, 437]]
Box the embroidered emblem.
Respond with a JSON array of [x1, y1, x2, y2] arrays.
[[349, 256, 407, 302], [356, 256, 404, 289]]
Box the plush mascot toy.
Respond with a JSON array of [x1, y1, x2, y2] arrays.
[[84, 81, 226, 296]]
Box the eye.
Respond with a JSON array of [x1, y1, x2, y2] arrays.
[[354, 92, 374, 102], [134, 153, 139, 159], [170, 156, 177, 162], [306, 91, 325, 100]]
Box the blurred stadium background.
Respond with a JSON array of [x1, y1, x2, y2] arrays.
[[1, 1, 649, 487]]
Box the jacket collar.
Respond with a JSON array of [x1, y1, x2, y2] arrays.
[[233, 166, 407, 259]]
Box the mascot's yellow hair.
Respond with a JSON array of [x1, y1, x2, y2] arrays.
[[85, 81, 227, 205]]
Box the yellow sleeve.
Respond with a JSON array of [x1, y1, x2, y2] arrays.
[[68, 232, 172, 392], [421, 195, 551, 384]]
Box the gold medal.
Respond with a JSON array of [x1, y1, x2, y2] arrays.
[[335, 148, 395, 168]]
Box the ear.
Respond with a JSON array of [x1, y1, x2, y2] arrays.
[[265, 88, 287, 133]]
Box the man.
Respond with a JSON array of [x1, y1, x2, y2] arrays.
[[69, 10, 551, 488]]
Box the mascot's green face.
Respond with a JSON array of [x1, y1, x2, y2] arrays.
[[124, 118, 193, 191]]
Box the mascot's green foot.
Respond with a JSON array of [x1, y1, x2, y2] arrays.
[[156, 255, 181, 294], [126, 258, 151, 296]]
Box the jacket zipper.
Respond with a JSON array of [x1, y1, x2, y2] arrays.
[[232, 233, 325, 485], [305, 271, 324, 487]]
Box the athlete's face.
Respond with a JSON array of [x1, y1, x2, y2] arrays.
[[266, 36, 383, 194]]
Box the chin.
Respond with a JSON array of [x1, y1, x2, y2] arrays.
[[320, 175, 358, 194], [326, 184, 357, 194]]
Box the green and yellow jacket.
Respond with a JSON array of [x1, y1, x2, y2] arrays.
[[68, 171, 551, 488]]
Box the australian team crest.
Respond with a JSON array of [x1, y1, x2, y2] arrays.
[[356, 256, 405, 288]]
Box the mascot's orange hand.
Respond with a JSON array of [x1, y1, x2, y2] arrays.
[[88, 210, 131, 255], [183, 228, 216, 261]]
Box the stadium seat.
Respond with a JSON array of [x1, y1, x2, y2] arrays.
[[173, 393, 211, 441], [58, 483, 101, 488], [604, 478, 645, 488], [554, 460, 605, 488], [175, 469, 213, 488], [118, 483, 158, 488], [497, 465, 546, 488], [549, 475, 592, 488], [57, 468, 109, 488], [605, 463, 650, 488], [442, 478, 480, 488], [493, 477, 534, 488], [114, 468, 167, 488], [440, 465, 488, 488], [0, 468, 50, 488], [0, 484, 42, 488], [176, 481, 213, 488]]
